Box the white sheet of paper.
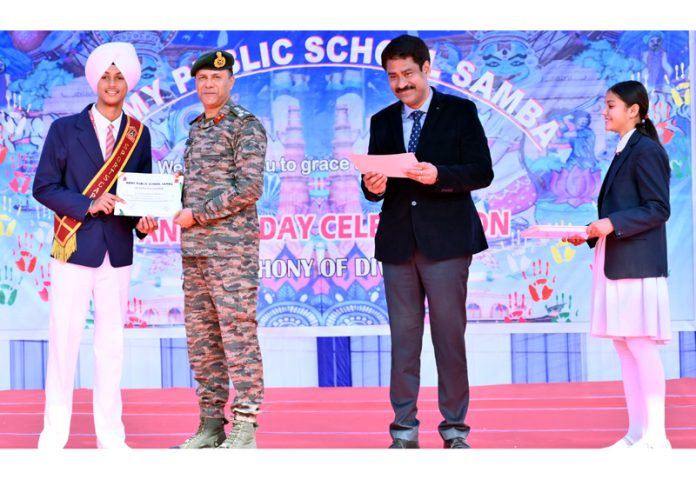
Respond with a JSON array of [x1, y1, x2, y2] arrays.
[[114, 173, 183, 217], [349, 153, 419, 178], [521, 225, 588, 240]]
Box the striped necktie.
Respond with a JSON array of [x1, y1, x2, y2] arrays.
[[407, 110, 425, 153], [105, 124, 115, 160]]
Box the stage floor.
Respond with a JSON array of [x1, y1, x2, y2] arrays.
[[1, 379, 695, 449]]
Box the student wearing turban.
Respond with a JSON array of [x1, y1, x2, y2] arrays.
[[33, 41, 157, 449]]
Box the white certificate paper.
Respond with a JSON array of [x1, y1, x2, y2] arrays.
[[521, 225, 588, 240], [114, 173, 183, 217], [349, 153, 419, 178]]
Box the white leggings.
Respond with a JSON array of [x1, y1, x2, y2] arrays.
[[613, 337, 668, 443]]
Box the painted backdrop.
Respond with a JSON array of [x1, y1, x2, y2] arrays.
[[0, 30, 693, 336]]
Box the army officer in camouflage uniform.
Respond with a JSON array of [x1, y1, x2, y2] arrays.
[[173, 50, 267, 449]]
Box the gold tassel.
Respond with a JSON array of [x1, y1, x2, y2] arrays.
[[51, 235, 77, 263]]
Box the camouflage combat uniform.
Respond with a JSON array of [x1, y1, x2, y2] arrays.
[[181, 100, 266, 424]]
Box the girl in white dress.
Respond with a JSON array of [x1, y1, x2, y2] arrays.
[[567, 80, 672, 449]]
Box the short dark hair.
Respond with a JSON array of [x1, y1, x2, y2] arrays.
[[380, 34, 431, 70]]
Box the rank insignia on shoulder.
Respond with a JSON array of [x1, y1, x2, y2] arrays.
[[231, 105, 251, 119]]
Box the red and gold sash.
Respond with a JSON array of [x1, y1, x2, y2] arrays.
[[51, 116, 144, 263]]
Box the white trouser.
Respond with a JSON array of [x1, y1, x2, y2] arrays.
[[38, 253, 131, 449]]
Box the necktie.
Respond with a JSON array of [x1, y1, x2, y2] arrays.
[[105, 124, 115, 160], [407, 110, 425, 153]]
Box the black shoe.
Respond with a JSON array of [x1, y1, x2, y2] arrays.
[[389, 438, 420, 449], [444, 437, 470, 449]]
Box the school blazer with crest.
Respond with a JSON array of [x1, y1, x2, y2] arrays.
[[590, 131, 671, 279], [33, 104, 152, 268], [362, 88, 494, 263]]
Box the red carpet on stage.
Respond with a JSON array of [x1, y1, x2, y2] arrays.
[[1, 379, 695, 449]]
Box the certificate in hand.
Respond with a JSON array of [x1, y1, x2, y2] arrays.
[[521, 225, 588, 240], [114, 173, 183, 217], [349, 153, 418, 178]]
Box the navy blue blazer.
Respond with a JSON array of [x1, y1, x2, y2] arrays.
[[33, 104, 152, 268], [591, 131, 671, 279], [362, 88, 494, 263]]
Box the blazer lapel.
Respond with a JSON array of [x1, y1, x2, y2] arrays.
[[597, 152, 617, 210], [386, 102, 405, 153], [416, 87, 441, 153], [115, 112, 128, 142], [598, 133, 642, 211], [76, 105, 106, 169]]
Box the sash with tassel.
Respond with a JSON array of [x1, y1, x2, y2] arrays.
[[51, 116, 144, 262]]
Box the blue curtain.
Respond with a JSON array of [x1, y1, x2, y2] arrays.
[[511, 333, 584, 383]]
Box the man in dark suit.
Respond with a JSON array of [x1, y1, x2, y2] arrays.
[[362, 34, 493, 449], [32, 42, 157, 449]]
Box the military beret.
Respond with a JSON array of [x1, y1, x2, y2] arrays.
[[190, 50, 235, 76]]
